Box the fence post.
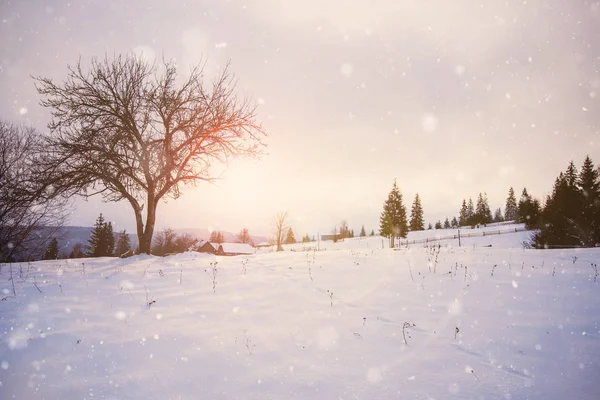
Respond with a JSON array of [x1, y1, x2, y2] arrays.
[[458, 230, 461, 247]]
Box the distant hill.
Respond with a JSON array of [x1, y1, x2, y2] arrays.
[[51, 226, 268, 257]]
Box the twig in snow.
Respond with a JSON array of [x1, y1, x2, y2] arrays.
[[206, 262, 218, 293], [327, 289, 334, 306], [407, 261, 414, 282], [471, 369, 481, 382], [10, 263, 16, 296], [33, 275, 42, 293], [244, 330, 255, 355], [145, 285, 156, 308], [402, 322, 415, 345]]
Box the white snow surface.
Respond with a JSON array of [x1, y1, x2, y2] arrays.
[[1, 226, 599, 399]]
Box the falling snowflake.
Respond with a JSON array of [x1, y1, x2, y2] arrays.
[[340, 63, 354, 78], [422, 114, 438, 132]]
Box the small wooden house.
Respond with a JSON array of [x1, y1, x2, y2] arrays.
[[196, 241, 219, 254], [217, 243, 255, 256]]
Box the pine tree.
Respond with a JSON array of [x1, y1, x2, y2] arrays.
[[518, 188, 542, 229], [534, 160, 585, 248], [43, 238, 59, 260], [379, 179, 408, 247], [494, 207, 504, 222], [115, 230, 132, 257], [459, 199, 468, 226], [285, 227, 296, 244], [427, 223, 433, 230], [370, 230, 375, 236], [474, 193, 492, 225], [443, 217, 450, 229], [104, 222, 115, 256], [434, 220, 442, 229], [409, 193, 425, 231], [483, 193, 492, 223], [467, 198, 475, 226], [517, 188, 531, 223], [69, 242, 85, 258], [579, 155, 600, 243], [451, 216, 458, 228], [88, 214, 107, 257], [359, 225, 366, 237], [505, 187, 518, 221]]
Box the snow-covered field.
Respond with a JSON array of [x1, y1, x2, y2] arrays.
[[1, 226, 600, 399]]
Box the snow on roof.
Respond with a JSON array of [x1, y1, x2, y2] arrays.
[[255, 241, 271, 247], [193, 241, 219, 252], [218, 243, 255, 255]]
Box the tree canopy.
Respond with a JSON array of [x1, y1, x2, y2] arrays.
[[34, 54, 265, 253]]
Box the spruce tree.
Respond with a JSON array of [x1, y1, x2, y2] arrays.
[[116, 230, 132, 257], [505, 187, 518, 221], [43, 238, 59, 260], [443, 217, 450, 229], [518, 188, 542, 229], [88, 214, 107, 257], [427, 223, 433, 230], [104, 221, 115, 256], [579, 155, 600, 243], [451, 216, 458, 228], [459, 199, 468, 226], [467, 198, 475, 226], [493, 207, 504, 222], [474, 193, 492, 225], [379, 179, 408, 247], [285, 227, 296, 244], [409, 193, 425, 231], [483, 193, 492, 223], [359, 225, 366, 237], [534, 161, 585, 248], [370, 230, 375, 236]]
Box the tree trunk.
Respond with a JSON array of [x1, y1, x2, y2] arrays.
[[130, 197, 157, 255], [139, 201, 157, 254]]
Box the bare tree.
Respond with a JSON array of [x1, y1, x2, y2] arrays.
[[34, 54, 266, 254], [209, 230, 224, 243], [0, 120, 68, 262], [174, 233, 198, 253], [272, 211, 289, 251], [152, 228, 178, 256], [236, 228, 253, 245]]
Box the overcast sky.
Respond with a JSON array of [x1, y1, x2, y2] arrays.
[[1, 0, 599, 237]]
